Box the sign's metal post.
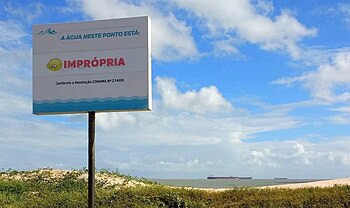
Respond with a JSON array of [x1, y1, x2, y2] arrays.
[[88, 112, 95, 208]]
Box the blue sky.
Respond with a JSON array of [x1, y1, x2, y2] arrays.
[[1, 0, 350, 179]]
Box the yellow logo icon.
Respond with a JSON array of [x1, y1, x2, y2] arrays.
[[47, 58, 62, 71]]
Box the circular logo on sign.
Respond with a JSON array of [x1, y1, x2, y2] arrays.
[[47, 58, 62, 71]]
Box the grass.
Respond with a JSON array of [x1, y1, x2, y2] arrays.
[[0, 169, 349, 207]]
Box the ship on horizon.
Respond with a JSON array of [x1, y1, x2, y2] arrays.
[[207, 175, 252, 180]]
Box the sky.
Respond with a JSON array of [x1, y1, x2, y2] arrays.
[[1, 0, 350, 179]]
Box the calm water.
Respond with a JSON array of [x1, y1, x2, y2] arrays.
[[151, 179, 325, 188]]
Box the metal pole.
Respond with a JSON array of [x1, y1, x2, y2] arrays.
[[88, 112, 95, 208]]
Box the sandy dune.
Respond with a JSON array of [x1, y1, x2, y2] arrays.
[[0, 169, 146, 188]]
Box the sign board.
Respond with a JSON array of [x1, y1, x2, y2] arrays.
[[33, 16, 151, 115]]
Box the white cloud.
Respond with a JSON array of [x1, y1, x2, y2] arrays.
[[96, 112, 137, 132], [0, 21, 28, 48], [255, 0, 274, 16], [327, 105, 350, 124], [156, 77, 233, 113], [95, 110, 226, 146], [97, 137, 350, 178], [92, 92, 301, 150], [327, 115, 350, 125], [315, 3, 350, 27], [0, 91, 31, 115], [69, 0, 317, 59], [0, 48, 31, 94], [73, 0, 199, 61], [241, 139, 350, 177], [332, 106, 350, 114], [338, 3, 350, 25], [299, 47, 350, 67], [173, 0, 317, 59], [248, 150, 264, 166], [274, 52, 350, 103], [186, 159, 200, 167], [0, 21, 32, 115], [213, 39, 239, 56], [4, 2, 44, 23]]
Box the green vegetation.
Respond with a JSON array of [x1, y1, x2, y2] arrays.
[[0, 169, 349, 207]]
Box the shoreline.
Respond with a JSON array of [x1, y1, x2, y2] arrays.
[[259, 177, 350, 189], [199, 178, 350, 191]]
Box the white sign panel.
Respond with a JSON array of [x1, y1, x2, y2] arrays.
[[33, 16, 151, 115]]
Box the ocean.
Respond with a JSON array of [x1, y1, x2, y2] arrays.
[[151, 179, 325, 188]]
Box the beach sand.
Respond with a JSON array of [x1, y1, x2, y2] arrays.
[[197, 178, 350, 192], [260, 178, 350, 189]]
